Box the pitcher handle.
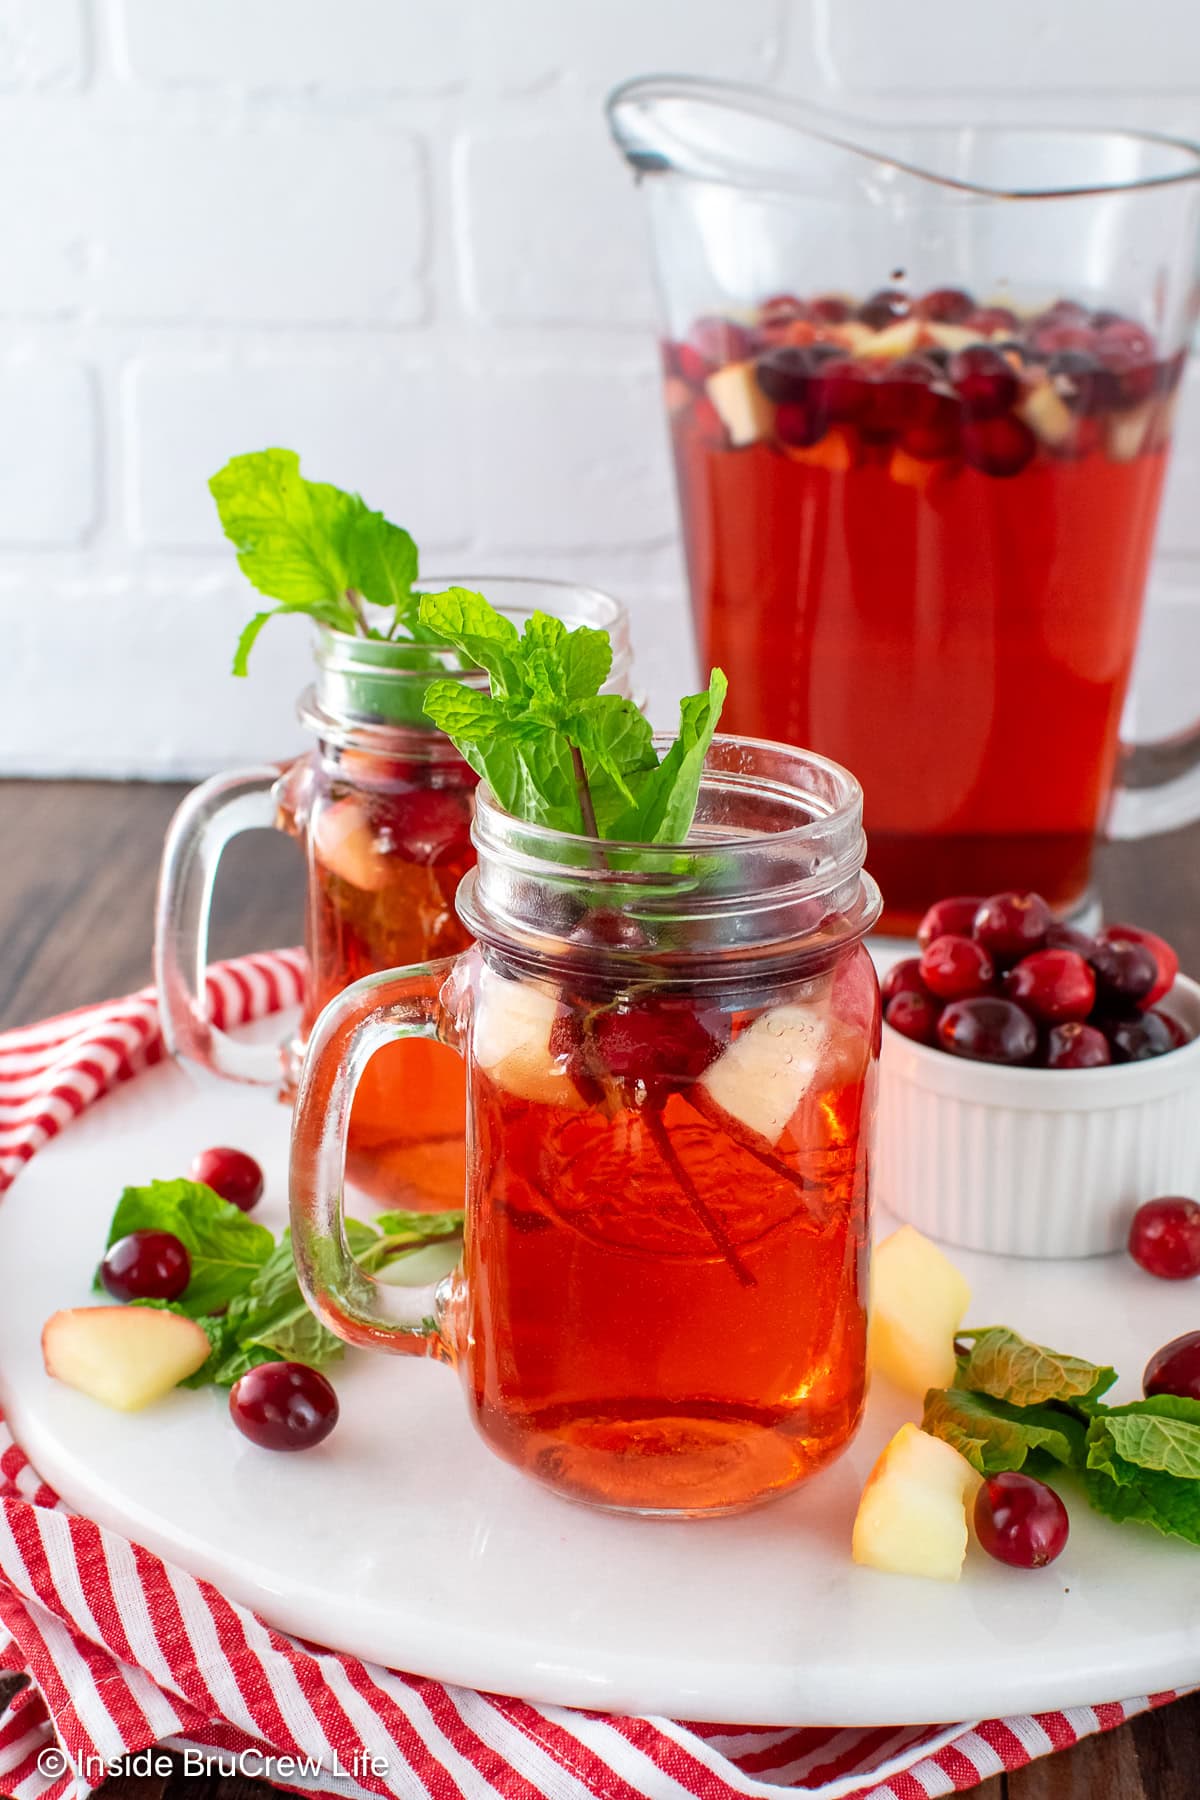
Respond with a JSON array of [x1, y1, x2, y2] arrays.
[[155, 766, 290, 1086], [290, 963, 462, 1358], [1107, 727, 1200, 841]]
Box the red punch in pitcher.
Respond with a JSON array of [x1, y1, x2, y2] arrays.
[[609, 80, 1200, 933]]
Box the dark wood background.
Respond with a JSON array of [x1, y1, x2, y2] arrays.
[[0, 780, 1197, 1800]]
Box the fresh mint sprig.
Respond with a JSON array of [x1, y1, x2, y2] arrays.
[[418, 587, 727, 843], [922, 1324, 1200, 1548], [209, 448, 442, 674], [98, 1181, 463, 1388]]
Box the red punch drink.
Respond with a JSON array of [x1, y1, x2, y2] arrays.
[[667, 295, 1177, 933]]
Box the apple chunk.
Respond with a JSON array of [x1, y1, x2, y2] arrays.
[[313, 798, 393, 893], [705, 360, 774, 446], [42, 1306, 210, 1412], [853, 1423, 979, 1582], [473, 967, 583, 1109], [869, 1225, 971, 1396], [697, 1004, 826, 1146]]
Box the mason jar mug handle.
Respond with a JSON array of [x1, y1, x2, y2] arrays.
[[289, 963, 463, 1359], [155, 766, 292, 1086]]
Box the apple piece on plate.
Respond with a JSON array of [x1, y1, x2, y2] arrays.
[[42, 1306, 211, 1411], [313, 798, 393, 893], [853, 1423, 979, 1581], [704, 361, 774, 446], [1017, 377, 1074, 448], [473, 968, 584, 1109], [697, 1004, 827, 1146], [869, 1225, 971, 1395]]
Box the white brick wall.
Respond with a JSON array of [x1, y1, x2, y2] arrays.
[[2, 0, 1199, 775]]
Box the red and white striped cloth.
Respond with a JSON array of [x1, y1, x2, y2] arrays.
[[0, 951, 1186, 1800]]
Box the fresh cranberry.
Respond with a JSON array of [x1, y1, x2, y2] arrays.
[[775, 401, 824, 447], [974, 1473, 1069, 1569], [917, 287, 974, 323], [1096, 341, 1159, 409], [757, 293, 809, 332], [590, 995, 725, 1096], [1089, 938, 1157, 1012], [920, 934, 994, 1001], [100, 1231, 191, 1303], [858, 289, 911, 329], [902, 414, 963, 461], [965, 305, 1018, 336], [873, 357, 951, 435], [1144, 1329, 1200, 1398], [689, 315, 753, 370], [1029, 322, 1096, 356], [191, 1146, 264, 1212], [814, 356, 875, 424], [1047, 350, 1103, 415], [1004, 949, 1095, 1023], [973, 891, 1051, 960], [950, 346, 1019, 417], [1129, 1197, 1200, 1280], [755, 344, 818, 403], [962, 414, 1037, 477], [229, 1362, 339, 1452], [917, 895, 984, 950], [881, 956, 926, 1005], [937, 997, 1038, 1065], [1104, 1011, 1176, 1062], [885, 990, 941, 1047], [1099, 924, 1178, 1008], [1043, 1022, 1111, 1069], [809, 294, 852, 325], [385, 788, 473, 866]]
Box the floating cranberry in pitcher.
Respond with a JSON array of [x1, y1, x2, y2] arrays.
[[962, 415, 1037, 477], [916, 287, 974, 323], [857, 288, 911, 329]]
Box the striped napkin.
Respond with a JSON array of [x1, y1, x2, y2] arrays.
[[0, 951, 1183, 1800]]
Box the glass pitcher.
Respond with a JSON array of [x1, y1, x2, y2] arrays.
[[290, 737, 881, 1515], [608, 78, 1200, 934], [156, 578, 631, 1212]]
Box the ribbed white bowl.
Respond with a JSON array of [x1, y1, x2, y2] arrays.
[[877, 974, 1200, 1258]]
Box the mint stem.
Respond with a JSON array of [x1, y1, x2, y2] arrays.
[[569, 742, 601, 839], [345, 587, 372, 637], [644, 1106, 756, 1288]]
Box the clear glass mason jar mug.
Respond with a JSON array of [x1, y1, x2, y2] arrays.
[[155, 579, 633, 1212], [290, 738, 883, 1516]]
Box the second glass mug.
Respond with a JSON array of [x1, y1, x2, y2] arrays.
[[289, 738, 882, 1516], [609, 79, 1200, 933], [155, 578, 632, 1211]]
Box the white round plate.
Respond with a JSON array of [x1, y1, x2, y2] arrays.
[[1, 1020, 1199, 1727]]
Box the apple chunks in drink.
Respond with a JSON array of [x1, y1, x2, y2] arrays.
[[461, 942, 879, 1513], [287, 747, 478, 1207]]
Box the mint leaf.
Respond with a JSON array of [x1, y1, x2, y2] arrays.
[[1085, 1399, 1200, 1545], [342, 507, 418, 624], [97, 1180, 274, 1315], [1090, 1395, 1200, 1479], [418, 588, 525, 696], [955, 1327, 1117, 1410], [922, 1385, 1086, 1476], [619, 668, 728, 844], [420, 591, 726, 846], [210, 449, 362, 615]]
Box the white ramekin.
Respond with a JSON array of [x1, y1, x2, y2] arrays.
[[876, 974, 1200, 1259]]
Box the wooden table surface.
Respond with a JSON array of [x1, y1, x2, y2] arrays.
[[0, 779, 1197, 1800]]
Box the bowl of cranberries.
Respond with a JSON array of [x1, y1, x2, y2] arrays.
[[877, 891, 1200, 1259]]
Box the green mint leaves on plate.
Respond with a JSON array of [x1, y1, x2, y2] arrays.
[[210, 448, 438, 674], [98, 1181, 463, 1389], [419, 587, 727, 843], [922, 1324, 1200, 1547]]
